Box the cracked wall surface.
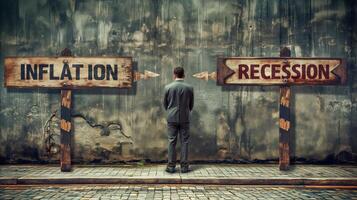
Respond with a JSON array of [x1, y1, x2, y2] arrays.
[[0, 0, 356, 164]]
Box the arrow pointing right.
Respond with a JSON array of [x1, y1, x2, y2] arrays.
[[217, 57, 235, 85]]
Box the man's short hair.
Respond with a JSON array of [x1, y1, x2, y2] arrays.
[[174, 67, 185, 78]]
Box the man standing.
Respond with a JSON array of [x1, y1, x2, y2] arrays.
[[163, 67, 194, 173]]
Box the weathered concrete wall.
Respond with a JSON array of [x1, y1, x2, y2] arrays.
[[0, 0, 356, 164]]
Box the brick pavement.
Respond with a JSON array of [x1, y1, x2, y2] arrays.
[[0, 164, 356, 185], [0, 184, 356, 200]]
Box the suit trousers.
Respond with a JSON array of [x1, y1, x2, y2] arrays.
[[167, 122, 190, 167]]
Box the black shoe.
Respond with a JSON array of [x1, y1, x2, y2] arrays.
[[165, 166, 175, 173], [181, 166, 189, 173]]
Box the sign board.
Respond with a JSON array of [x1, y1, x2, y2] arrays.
[[4, 57, 133, 88], [217, 57, 346, 85]]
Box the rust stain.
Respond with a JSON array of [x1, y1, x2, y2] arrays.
[[279, 119, 290, 131], [61, 90, 72, 109], [60, 119, 71, 132], [280, 87, 290, 107]]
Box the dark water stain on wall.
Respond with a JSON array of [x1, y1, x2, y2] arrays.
[[0, 0, 356, 164]]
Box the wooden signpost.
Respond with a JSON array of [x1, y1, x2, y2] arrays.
[[194, 47, 347, 170], [4, 49, 159, 171]]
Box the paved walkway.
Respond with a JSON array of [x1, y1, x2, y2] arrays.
[[0, 185, 356, 200], [0, 164, 356, 185]]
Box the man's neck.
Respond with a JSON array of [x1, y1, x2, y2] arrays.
[[175, 78, 184, 81]]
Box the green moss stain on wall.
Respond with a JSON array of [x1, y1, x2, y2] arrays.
[[0, 0, 356, 163]]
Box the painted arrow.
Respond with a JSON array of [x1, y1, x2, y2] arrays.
[[192, 71, 217, 81], [133, 70, 160, 81]]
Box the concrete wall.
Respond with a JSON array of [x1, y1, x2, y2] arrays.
[[0, 0, 356, 164]]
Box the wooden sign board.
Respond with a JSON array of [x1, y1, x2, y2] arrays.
[[4, 57, 133, 88], [217, 57, 346, 85]]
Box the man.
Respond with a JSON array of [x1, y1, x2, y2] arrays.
[[163, 67, 194, 173]]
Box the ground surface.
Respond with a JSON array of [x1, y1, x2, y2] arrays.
[[0, 184, 356, 200], [0, 164, 356, 199], [1, 164, 356, 178]]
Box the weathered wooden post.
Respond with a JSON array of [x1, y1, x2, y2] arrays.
[[279, 47, 291, 171], [60, 48, 73, 172]]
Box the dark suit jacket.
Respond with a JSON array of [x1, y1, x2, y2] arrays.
[[163, 80, 194, 123]]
